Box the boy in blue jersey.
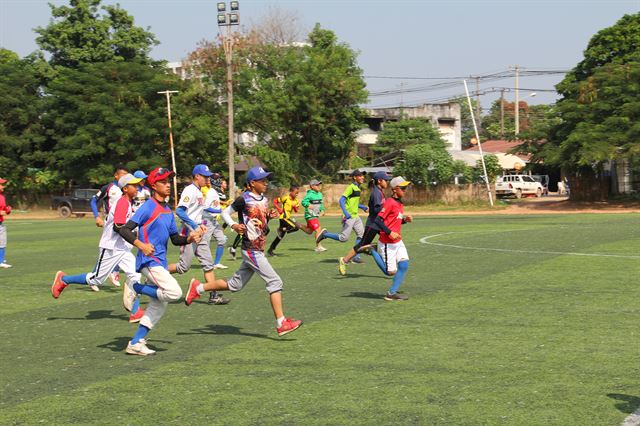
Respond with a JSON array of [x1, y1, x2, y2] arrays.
[[115, 167, 205, 356]]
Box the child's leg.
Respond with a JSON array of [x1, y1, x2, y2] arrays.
[[388, 260, 409, 295]]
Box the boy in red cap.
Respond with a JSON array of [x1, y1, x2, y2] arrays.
[[0, 178, 12, 268]]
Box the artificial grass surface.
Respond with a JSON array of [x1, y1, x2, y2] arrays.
[[0, 214, 638, 425]]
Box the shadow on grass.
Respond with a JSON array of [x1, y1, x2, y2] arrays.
[[176, 324, 294, 341], [97, 336, 170, 353], [342, 291, 383, 300], [607, 393, 640, 414], [334, 273, 386, 279], [47, 309, 128, 321]]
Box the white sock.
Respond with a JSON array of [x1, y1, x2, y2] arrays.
[[196, 283, 205, 294], [276, 316, 285, 327]]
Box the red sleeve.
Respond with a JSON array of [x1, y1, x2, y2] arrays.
[[113, 197, 130, 225], [377, 198, 394, 221]]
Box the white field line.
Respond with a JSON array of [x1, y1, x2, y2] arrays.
[[622, 407, 640, 426], [419, 231, 640, 260]]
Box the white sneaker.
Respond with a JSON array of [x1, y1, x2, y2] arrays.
[[89, 284, 100, 292], [315, 245, 327, 253], [123, 281, 136, 312], [125, 341, 155, 356], [213, 263, 229, 269], [228, 247, 237, 260], [109, 272, 121, 287], [0, 262, 12, 269]]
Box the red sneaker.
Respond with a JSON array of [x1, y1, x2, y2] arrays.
[[277, 317, 302, 336], [185, 278, 201, 306], [51, 271, 68, 299], [129, 309, 145, 323]]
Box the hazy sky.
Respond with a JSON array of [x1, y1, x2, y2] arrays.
[[1, 0, 638, 110]]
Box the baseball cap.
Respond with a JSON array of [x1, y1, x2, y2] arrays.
[[192, 164, 213, 177], [373, 171, 392, 181], [0, 178, 7, 184], [350, 169, 364, 177], [390, 176, 411, 188], [118, 173, 143, 189], [133, 170, 148, 179], [309, 178, 322, 186], [147, 167, 175, 185], [246, 166, 272, 183]]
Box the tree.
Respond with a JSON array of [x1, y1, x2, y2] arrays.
[[472, 154, 502, 183], [375, 118, 447, 154], [35, 0, 158, 68], [540, 12, 640, 199], [0, 49, 56, 205], [394, 144, 454, 186]]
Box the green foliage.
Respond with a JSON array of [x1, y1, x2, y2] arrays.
[[473, 154, 502, 183], [375, 118, 447, 154], [249, 145, 293, 186], [34, 0, 158, 68], [452, 159, 474, 183], [450, 96, 478, 147], [394, 143, 454, 186]]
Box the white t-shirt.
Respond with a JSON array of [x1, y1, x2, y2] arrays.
[[202, 187, 221, 221], [107, 184, 122, 211], [178, 183, 205, 225], [99, 197, 133, 251]]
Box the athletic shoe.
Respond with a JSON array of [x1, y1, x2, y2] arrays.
[[208, 292, 230, 305], [109, 272, 121, 287], [123, 281, 136, 312], [0, 262, 12, 269], [213, 263, 229, 270], [266, 250, 276, 257], [338, 257, 347, 276], [89, 284, 100, 292], [357, 243, 377, 255], [351, 257, 365, 264], [185, 278, 201, 306], [129, 309, 145, 323], [125, 341, 155, 356], [228, 246, 237, 260], [314, 245, 327, 253], [51, 271, 68, 299], [384, 292, 409, 301], [277, 317, 302, 336], [315, 228, 327, 244]]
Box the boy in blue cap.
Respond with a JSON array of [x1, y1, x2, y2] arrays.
[[132, 170, 151, 212], [184, 167, 302, 336]]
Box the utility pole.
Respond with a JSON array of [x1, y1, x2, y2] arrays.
[[399, 81, 406, 119], [157, 90, 179, 209], [514, 65, 520, 136], [475, 76, 482, 131], [500, 89, 505, 139], [217, 1, 240, 197]]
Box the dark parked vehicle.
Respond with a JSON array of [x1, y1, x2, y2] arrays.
[[51, 189, 99, 218]]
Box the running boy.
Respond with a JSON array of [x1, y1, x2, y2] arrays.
[[267, 184, 301, 256], [0, 177, 12, 268], [184, 166, 302, 337], [316, 170, 368, 259], [132, 170, 151, 212], [51, 173, 145, 322], [300, 179, 327, 252], [115, 167, 204, 356], [338, 171, 392, 275], [368, 176, 412, 301]]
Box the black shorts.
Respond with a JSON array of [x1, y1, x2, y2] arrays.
[[353, 226, 379, 251], [279, 218, 298, 233]]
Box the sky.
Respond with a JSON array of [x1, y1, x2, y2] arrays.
[[1, 0, 638, 111]]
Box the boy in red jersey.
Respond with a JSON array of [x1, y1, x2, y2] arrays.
[[368, 176, 412, 301], [0, 178, 12, 268]]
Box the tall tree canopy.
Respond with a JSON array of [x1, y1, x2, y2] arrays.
[[35, 0, 158, 67]]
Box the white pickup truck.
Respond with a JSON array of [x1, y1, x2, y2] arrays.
[[495, 175, 544, 198]]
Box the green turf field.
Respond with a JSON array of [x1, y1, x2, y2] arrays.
[[1, 214, 638, 425]]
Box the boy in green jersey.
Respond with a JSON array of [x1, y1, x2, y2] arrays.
[[299, 179, 328, 252]]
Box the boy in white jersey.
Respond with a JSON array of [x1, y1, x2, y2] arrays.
[[132, 170, 151, 212], [51, 174, 145, 322], [169, 164, 229, 305], [184, 167, 302, 336]]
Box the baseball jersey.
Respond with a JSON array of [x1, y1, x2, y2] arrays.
[[130, 198, 179, 270], [202, 186, 221, 221], [178, 183, 205, 225], [276, 194, 299, 220], [95, 181, 122, 214], [99, 196, 134, 251], [301, 189, 324, 220], [377, 197, 405, 244], [133, 186, 151, 212], [342, 183, 362, 217], [365, 186, 386, 228], [227, 191, 269, 252], [0, 193, 9, 224]]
